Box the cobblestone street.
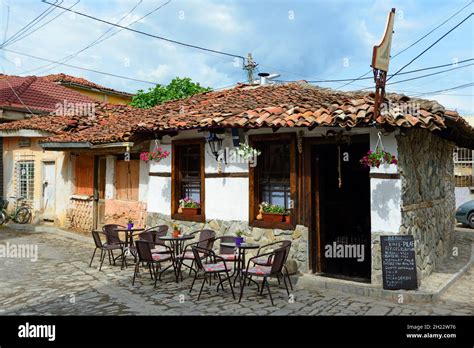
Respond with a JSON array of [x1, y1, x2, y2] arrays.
[[0, 227, 473, 316]]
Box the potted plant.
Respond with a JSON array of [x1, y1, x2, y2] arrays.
[[172, 223, 181, 238], [127, 218, 134, 230], [359, 147, 398, 168], [236, 142, 261, 165], [179, 197, 201, 215], [140, 147, 170, 163], [284, 211, 291, 224], [260, 202, 287, 223], [235, 230, 245, 246]]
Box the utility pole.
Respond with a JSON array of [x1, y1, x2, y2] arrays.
[[243, 53, 258, 84]]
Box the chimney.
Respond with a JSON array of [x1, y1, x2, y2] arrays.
[[258, 72, 281, 86]]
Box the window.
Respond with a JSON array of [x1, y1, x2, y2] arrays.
[[454, 147, 474, 187], [115, 159, 139, 201], [249, 134, 297, 229], [172, 140, 205, 221], [17, 160, 34, 201]]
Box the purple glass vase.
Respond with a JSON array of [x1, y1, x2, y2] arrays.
[[236, 237, 244, 246], [127, 222, 134, 230]]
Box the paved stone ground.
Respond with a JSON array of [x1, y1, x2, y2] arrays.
[[0, 227, 473, 316]]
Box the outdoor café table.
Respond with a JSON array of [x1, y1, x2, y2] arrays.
[[114, 227, 145, 268], [220, 242, 259, 287], [158, 234, 195, 282]]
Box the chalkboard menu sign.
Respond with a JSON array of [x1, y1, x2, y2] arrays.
[[380, 235, 418, 290]]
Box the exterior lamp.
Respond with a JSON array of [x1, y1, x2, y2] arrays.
[[207, 132, 223, 162]]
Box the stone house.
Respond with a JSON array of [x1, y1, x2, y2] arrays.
[[1, 81, 472, 287]]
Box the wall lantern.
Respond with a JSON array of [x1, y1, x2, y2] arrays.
[[206, 131, 223, 161]]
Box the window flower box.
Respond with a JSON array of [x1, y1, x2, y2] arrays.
[[181, 207, 201, 216], [261, 212, 285, 223]]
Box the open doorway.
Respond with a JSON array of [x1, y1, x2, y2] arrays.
[[311, 135, 371, 282]]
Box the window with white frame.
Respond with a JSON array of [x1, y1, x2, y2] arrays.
[[454, 147, 473, 187], [16, 160, 35, 201]]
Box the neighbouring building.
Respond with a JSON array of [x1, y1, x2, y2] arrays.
[[0, 73, 133, 226], [43, 73, 134, 105], [1, 81, 473, 288], [453, 115, 474, 207]]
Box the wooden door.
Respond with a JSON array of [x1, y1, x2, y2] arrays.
[[93, 157, 107, 229]]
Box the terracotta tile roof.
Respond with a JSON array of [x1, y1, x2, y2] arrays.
[[43, 73, 134, 97], [0, 74, 95, 113], [0, 82, 473, 148]]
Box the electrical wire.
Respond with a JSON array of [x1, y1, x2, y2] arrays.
[[41, 0, 246, 63]]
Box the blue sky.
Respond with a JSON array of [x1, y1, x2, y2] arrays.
[[1, 0, 473, 114]]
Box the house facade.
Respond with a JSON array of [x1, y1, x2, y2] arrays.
[[1, 82, 471, 288]]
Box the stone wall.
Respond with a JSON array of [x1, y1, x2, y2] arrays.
[[396, 129, 455, 280], [67, 196, 94, 232], [147, 212, 308, 273]]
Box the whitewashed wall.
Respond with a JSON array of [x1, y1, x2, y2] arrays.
[[145, 128, 403, 233], [369, 129, 401, 233]]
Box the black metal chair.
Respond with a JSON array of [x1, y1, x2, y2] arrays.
[[189, 246, 235, 301], [89, 230, 123, 271], [147, 225, 169, 254], [215, 236, 239, 270], [176, 229, 216, 280], [251, 240, 293, 291], [239, 246, 289, 305], [132, 240, 175, 287]]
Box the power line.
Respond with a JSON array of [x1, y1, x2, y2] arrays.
[[28, 0, 146, 76], [274, 58, 474, 83], [2, 4, 10, 43], [1, 47, 159, 85], [3, 0, 80, 48], [337, 0, 473, 89], [386, 12, 473, 82], [42, 0, 246, 63], [386, 63, 474, 86], [1, 0, 62, 47], [411, 82, 474, 97]]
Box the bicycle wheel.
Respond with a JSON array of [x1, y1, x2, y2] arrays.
[[0, 211, 7, 225], [15, 207, 31, 224]]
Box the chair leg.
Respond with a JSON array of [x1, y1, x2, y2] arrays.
[[225, 271, 236, 300], [188, 260, 194, 276], [216, 272, 224, 292], [259, 278, 266, 296], [197, 274, 207, 301], [107, 250, 112, 265], [265, 278, 274, 305], [276, 274, 281, 285], [282, 272, 290, 296], [132, 262, 140, 286], [284, 266, 293, 290], [148, 262, 154, 280], [111, 250, 116, 265], [154, 264, 160, 288], [89, 248, 97, 267], [238, 274, 246, 303], [99, 250, 106, 271], [190, 271, 199, 293]]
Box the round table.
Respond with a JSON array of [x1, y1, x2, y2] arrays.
[[221, 242, 259, 286], [158, 234, 195, 282]]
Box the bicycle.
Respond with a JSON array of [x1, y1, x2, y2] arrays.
[[0, 196, 32, 225]]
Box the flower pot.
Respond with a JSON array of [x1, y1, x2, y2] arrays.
[[236, 237, 244, 246], [173, 230, 180, 238], [182, 207, 201, 216], [284, 215, 291, 224], [261, 213, 285, 223], [127, 222, 134, 230]]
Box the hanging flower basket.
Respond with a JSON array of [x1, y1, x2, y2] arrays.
[[140, 147, 170, 163], [236, 143, 261, 163], [360, 131, 398, 168], [360, 148, 397, 168]]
